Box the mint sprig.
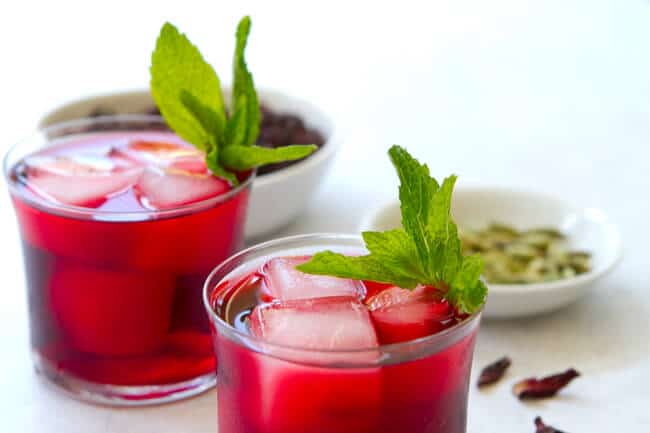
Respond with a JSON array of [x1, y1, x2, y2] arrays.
[[150, 16, 316, 185], [296, 145, 487, 314]]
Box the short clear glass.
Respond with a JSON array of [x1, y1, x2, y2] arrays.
[[4, 116, 253, 405], [203, 234, 482, 433]]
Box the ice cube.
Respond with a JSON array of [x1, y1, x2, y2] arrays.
[[24, 155, 142, 207], [111, 140, 207, 174], [365, 285, 432, 310], [135, 167, 231, 210], [366, 285, 453, 344], [249, 296, 379, 350], [259, 256, 366, 302]]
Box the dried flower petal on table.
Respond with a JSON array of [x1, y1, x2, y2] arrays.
[[513, 368, 580, 399], [477, 356, 512, 387], [534, 416, 567, 433]]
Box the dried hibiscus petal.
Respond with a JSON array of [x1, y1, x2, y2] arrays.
[[513, 368, 580, 399], [478, 356, 512, 387], [534, 416, 566, 433]]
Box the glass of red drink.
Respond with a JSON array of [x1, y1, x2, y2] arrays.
[[4, 115, 252, 404], [204, 234, 482, 433]]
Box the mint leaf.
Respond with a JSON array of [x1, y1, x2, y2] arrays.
[[388, 146, 439, 277], [361, 230, 427, 287], [151, 22, 226, 151], [448, 255, 487, 313], [228, 16, 260, 147], [224, 95, 249, 148], [221, 144, 317, 171], [298, 145, 488, 314], [296, 251, 419, 289], [179, 90, 223, 149], [428, 175, 462, 283]]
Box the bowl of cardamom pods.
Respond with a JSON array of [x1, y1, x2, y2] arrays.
[[360, 187, 623, 319]]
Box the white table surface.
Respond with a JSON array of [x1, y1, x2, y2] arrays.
[[1, 0, 649, 431]]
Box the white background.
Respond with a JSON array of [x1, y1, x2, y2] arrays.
[[1, 0, 649, 431]]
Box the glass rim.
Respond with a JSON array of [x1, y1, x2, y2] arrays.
[[3, 114, 255, 220], [202, 233, 483, 356]]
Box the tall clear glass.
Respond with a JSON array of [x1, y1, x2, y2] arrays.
[[203, 234, 482, 433], [4, 116, 253, 405]]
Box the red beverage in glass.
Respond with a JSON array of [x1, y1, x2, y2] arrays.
[[204, 234, 481, 433], [4, 116, 252, 404]]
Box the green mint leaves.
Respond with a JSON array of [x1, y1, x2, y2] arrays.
[[150, 16, 316, 185], [297, 145, 488, 314], [228, 17, 259, 148], [151, 23, 225, 152], [221, 145, 316, 171]]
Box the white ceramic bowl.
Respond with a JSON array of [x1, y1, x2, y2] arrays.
[[360, 187, 623, 319], [38, 89, 338, 239]]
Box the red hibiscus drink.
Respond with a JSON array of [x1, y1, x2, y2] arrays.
[[204, 235, 482, 433], [4, 116, 252, 404]]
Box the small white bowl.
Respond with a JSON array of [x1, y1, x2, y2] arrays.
[[360, 187, 623, 319], [38, 89, 338, 239]]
